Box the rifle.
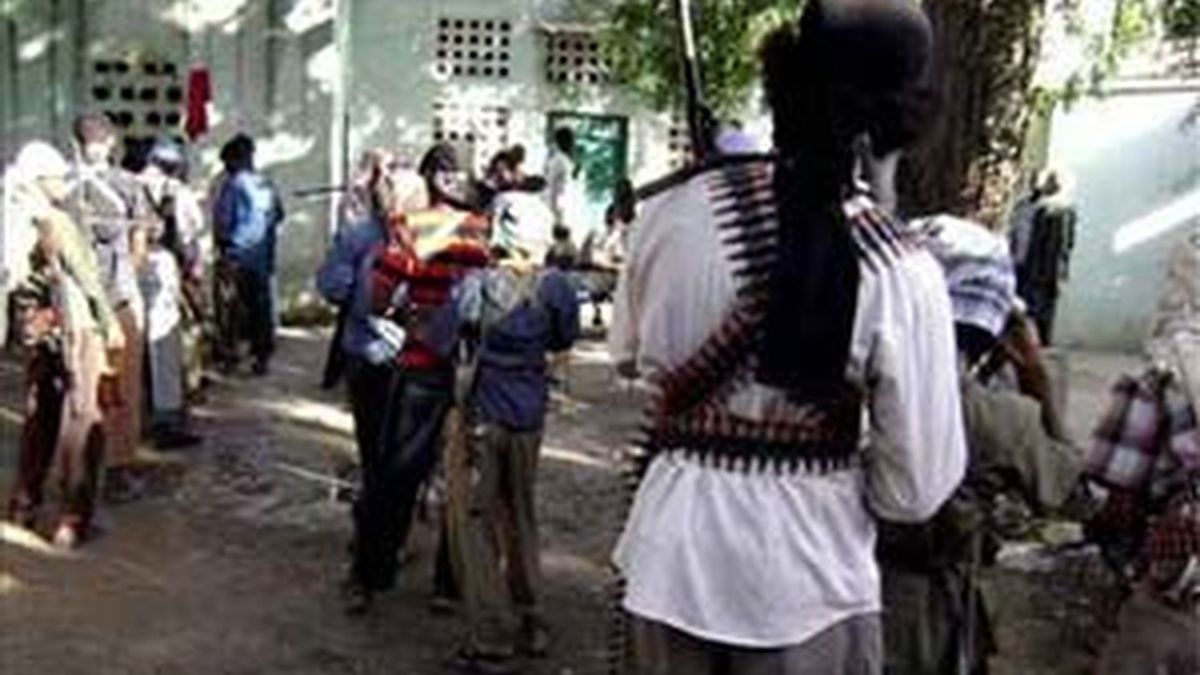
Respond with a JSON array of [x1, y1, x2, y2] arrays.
[[630, 0, 726, 205], [674, 0, 715, 163]]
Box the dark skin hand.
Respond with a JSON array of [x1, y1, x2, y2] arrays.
[[997, 313, 1068, 442]]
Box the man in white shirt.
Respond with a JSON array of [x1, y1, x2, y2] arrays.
[[609, 2, 966, 673]]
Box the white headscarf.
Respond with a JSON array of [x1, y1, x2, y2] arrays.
[[4, 142, 71, 292]]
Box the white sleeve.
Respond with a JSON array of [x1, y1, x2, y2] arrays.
[[176, 186, 206, 246], [608, 225, 641, 368], [863, 253, 967, 522]]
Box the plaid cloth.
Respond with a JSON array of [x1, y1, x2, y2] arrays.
[[1086, 370, 1200, 494], [1086, 367, 1200, 602], [370, 208, 490, 371], [911, 215, 1017, 338], [1145, 503, 1200, 600]]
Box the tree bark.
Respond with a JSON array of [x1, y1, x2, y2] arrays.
[[899, 0, 1047, 230]]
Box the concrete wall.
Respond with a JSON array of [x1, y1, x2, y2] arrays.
[[1050, 84, 1200, 350], [1, 0, 337, 314], [343, 0, 683, 195], [2, 0, 695, 317]]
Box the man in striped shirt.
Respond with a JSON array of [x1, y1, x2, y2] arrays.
[[343, 144, 490, 613]]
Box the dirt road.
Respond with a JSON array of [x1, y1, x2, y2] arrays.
[[0, 331, 1137, 674]]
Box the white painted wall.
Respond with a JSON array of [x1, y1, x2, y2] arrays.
[[343, 0, 686, 215], [1050, 84, 1200, 350], [0, 0, 337, 314]]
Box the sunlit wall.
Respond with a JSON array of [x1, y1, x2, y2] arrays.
[[1049, 85, 1200, 350]]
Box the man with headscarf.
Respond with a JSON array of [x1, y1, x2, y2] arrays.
[[441, 204, 580, 673], [318, 162, 424, 597], [137, 136, 203, 450], [609, 2, 966, 673], [1016, 170, 1076, 344], [340, 143, 490, 614], [5, 141, 123, 548], [880, 215, 1082, 675], [66, 112, 152, 496]]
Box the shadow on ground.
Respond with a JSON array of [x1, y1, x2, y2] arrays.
[[0, 332, 1140, 675]]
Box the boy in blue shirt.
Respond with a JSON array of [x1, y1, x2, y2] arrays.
[[445, 219, 580, 673]]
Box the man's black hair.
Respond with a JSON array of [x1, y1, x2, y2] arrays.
[[221, 134, 256, 170], [553, 128, 575, 156], [757, 0, 936, 400]]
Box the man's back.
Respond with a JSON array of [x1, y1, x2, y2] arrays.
[[214, 170, 282, 272], [465, 267, 580, 431], [611, 159, 966, 647], [67, 165, 146, 306]]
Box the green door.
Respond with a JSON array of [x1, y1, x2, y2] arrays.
[[545, 111, 629, 235]]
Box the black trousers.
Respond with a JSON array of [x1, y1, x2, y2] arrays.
[[213, 258, 275, 367], [346, 358, 396, 472], [352, 367, 454, 591]]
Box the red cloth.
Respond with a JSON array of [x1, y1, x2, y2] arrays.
[[371, 210, 490, 371], [185, 67, 212, 141]]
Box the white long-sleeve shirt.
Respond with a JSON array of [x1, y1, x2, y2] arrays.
[[610, 162, 966, 648]]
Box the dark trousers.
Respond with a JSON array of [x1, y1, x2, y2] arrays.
[[346, 358, 396, 471], [352, 367, 454, 591], [213, 258, 275, 367], [9, 340, 106, 532], [627, 614, 883, 675], [9, 346, 66, 522]]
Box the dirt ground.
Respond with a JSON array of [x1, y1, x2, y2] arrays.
[[0, 330, 1139, 675]]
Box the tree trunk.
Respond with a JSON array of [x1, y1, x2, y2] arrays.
[[899, 0, 1046, 230]]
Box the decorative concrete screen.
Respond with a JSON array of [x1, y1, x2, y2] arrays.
[[544, 30, 607, 85], [434, 17, 513, 79], [432, 100, 512, 173], [91, 56, 185, 154]]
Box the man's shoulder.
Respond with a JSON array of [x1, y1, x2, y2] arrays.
[[635, 154, 771, 203]]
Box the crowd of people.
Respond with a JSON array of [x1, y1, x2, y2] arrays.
[[2, 1, 1197, 674], [4, 113, 285, 547]]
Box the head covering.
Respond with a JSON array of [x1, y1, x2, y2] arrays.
[[418, 142, 459, 177], [148, 136, 185, 169], [418, 142, 472, 208], [491, 191, 554, 262], [757, 0, 934, 400], [913, 215, 1018, 338], [715, 125, 761, 155], [390, 168, 429, 215], [10, 141, 70, 184]]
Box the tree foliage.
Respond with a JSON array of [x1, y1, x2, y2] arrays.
[[1165, 0, 1200, 38], [591, 0, 1193, 226], [585, 0, 802, 118]]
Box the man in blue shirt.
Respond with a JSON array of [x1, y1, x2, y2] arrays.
[[212, 134, 284, 375], [316, 168, 410, 507], [444, 221, 580, 673]]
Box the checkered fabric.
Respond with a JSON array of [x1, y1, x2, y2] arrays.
[[1086, 371, 1200, 493], [1145, 505, 1200, 598], [1086, 367, 1200, 602], [911, 215, 1017, 338]]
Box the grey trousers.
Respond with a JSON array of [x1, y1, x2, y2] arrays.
[[627, 613, 883, 675], [447, 417, 544, 655]]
